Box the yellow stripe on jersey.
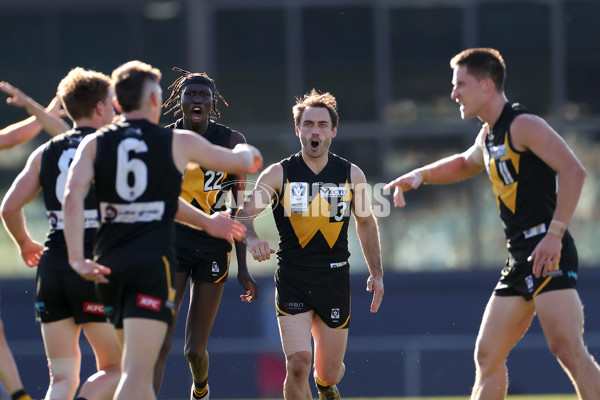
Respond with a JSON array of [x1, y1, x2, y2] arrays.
[[488, 134, 519, 214], [180, 164, 227, 214], [282, 180, 351, 249]]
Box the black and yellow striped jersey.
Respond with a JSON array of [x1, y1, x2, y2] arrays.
[[167, 119, 238, 253], [484, 102, 557, 245], [273, 151, 353, 269]]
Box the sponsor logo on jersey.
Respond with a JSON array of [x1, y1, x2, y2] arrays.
[[83, 302, 105, 314], [330, 261, 348, 269], [100, 201, 165, 223], [320, 186, 348, 198], [488, 144, 507, 160], [331, 308, 340, 320], [284, 302, 304, 309], [137, 294, 162, 312]]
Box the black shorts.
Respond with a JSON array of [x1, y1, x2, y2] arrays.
[[494, 232, 578, 301], [275, 262, 351, 329], [35, 253, 106, 324], [95, 253, 176, 329], [176, 248, 230, 283]]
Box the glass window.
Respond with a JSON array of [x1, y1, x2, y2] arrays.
[[478, 2, 552, 115], [216, 8, 287, 125], [302, 7, 375, 121], [390, 6, 463, 120], [565, 1, 600, 115]]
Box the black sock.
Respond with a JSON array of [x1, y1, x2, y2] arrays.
[[316, 383, 330, 391], [11, 389, 31, 400]]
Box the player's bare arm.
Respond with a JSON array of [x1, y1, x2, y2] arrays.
[[62, 135, 110, 283], [1, 145, 45, 267], [511, 114, 586, 278], [0, 82, 69, 143], [174, 198, 246, 244], [228, 130, 260, 302], [351, 164, 383, 313], [236, 163, 282, 262], [384, 125, 487, 208], [172, 129, 262, 176]]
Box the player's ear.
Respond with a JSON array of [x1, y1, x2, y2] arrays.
[[295, 125, 300, 137]]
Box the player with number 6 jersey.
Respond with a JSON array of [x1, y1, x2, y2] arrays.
[[63, 60, 262, 400]]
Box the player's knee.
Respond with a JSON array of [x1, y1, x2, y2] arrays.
[[314, 366, 343, 387], [286, 353, 311, 381], [184, 347, 208, 367], [47, 357, 80, 399], [473, 340, 501, 370], [547, 335, 586, 368]]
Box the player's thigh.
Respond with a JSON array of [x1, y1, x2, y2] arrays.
[[312, 316, 348, 373], [476, 294, 535, 360], [278, 311, 314, 357], [186, 281, 225, 344], [122, 317, 168, 368], [41, 318, 81, 359], [82, 322, 122, 368], [535, 289, 584, 347]]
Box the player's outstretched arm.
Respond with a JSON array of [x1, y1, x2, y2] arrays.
[[384, 126, 487, 208], [0, 82, 69, 149], [172, 129, 263, 176], [352, 165, 383, 313], [1, 145, 45, 267], [175, 199, 246, 244], [236, 164, 281, 262]]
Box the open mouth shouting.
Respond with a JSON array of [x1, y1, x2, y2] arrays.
[[190, 106, 203, 123]]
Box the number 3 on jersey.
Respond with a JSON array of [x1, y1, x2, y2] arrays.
[[116, 138, 149, 201]]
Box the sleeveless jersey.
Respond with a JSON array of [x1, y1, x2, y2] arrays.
[[272, 152, 352, 270], [92, 119, 181, 261], [39, 127, 99, 260], [483, 102, 558, 246], [167, 119, 237, 253]]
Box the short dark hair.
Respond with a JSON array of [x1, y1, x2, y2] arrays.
[[57, 67, 112, 121], [293, 89, 339, 128], [450, 48, 506, 92], [111, 60, 161, 112]]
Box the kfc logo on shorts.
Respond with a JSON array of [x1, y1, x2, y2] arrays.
[[83, 302, 105, 315], [331, 308, 340, 320], [212, 261, 219, 273], [137, 294, 162, 312]]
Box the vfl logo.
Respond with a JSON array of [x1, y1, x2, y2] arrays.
[[137, 294, 162, 312], [525, 275, 534, 292], [83, 302, 105, 315], [212, 261, 219, 273], [291, 183, 306, 196], [331, 308, 340, 320], [48, 212, 59, 229]]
